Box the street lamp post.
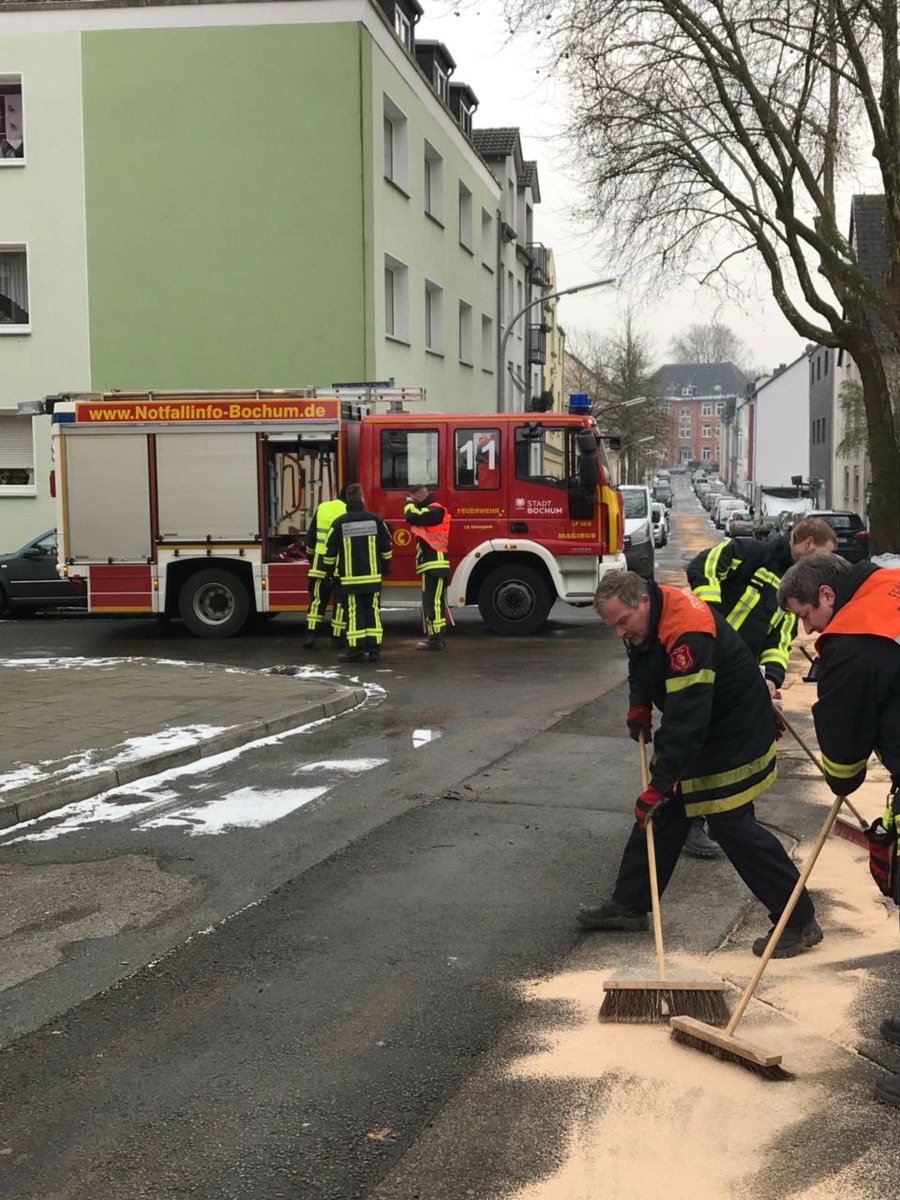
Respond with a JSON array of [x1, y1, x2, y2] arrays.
[[498, 276, 617, 411]]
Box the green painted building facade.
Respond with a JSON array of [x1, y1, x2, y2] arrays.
[[0, 0, 508, 544]]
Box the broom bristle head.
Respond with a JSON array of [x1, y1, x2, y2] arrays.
[[670, 1026, 794, 1081], [600, 986, 731, 1025], [599, 987, 665, 1023]]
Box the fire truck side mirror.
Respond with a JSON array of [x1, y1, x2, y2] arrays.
[[579, 455, 599, 490]]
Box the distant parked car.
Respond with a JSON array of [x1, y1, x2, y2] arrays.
[[806, 510, 870, 562], [725, 509, 755, 537], [651, 501, 669, 548], [0, 530, 87, 616], [713, 496, 743, 529], [652, 481, 673, 508], [766, 509, 811, 540]]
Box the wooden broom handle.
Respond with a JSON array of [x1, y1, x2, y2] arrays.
[[776, 705, 868, 830], [639, 734, 667, 982], [725, 792, 844, 1035]]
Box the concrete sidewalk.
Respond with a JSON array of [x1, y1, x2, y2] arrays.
[[0, 658, 365, 831]]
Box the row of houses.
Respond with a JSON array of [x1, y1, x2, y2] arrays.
[[654, 195, 884, 519], [0, 0, 567, 546]]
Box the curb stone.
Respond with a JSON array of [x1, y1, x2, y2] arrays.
[[0, 684, 366, 832]]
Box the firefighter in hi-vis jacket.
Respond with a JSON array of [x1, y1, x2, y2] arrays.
[[303, 485, 347, 649], [322, 483, 393, 664], [577, 570, 823, 960], [404, 484, 452, 652], [682, 516, 836, 859], [778, 552, 900, 1107]]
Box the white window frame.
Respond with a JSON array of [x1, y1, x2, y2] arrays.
[[433, 63, 449, 104], [459, 101, 473, 138], [393, 6, 412, 51], [0, 409, 36, 494], [701, 446, 711, 462], [701, 422, 711, 437], [383, 94, 408, 192], [680, 406, 690, 417], [481, 314, 494, 373], [516, 280, 524, 339], [0, 75, 24, 167], [423, 140, 443, 222], [459, 300, 474, 365], [458, 182, 473, 251], [701, 402, 712, 415], [424, 279, 444, 354], [0, 243, 31, 333], [481, 208, 494, 269], [384, 253, 410, 342]]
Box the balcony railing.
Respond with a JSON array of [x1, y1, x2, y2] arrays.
[[527, 243, 550, 288]]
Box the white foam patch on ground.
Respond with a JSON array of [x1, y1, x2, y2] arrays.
[[139, 785, 329, 834], [295, 759, 387, 774], [413, 728, 443, 748], [0, 725, 230, 795]]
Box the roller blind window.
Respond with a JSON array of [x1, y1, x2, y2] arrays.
[[0, 411, 35, 487]]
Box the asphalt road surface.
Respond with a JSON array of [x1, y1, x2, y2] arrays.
[[0, 478, 752, 1199]]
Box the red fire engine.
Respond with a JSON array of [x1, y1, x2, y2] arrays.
[[28, 387, 625, 638]]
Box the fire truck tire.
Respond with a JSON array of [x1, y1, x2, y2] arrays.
[[178, 568, 251, 638], [477, 563, 553, 635]]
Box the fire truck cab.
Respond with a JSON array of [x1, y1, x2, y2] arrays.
[[29, 387, 625, 638]]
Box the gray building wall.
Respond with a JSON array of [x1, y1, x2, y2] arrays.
[[808, 346, 835, 507]]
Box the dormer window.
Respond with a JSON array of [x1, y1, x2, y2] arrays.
[[459, 101, 473, 137], [394, 7, 412, 50], [434, 63, 449, 103]]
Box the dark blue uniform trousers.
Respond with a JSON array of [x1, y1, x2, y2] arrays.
[[612, 795, 816, 928]]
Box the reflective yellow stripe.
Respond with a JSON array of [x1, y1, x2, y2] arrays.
[[665, 668, 716, 693], [726, 585, 761, 630], [681, 745, 776, 793], [754, 567, 782, 590], [684, 765, 777, 815], [696, 540, 728, 602], [822, 753, 868, 779]]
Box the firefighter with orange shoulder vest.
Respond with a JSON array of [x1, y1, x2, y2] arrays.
[[404, 484, 452, 651], [778, 552, 900, 1107], [577, 569, 822, 959]]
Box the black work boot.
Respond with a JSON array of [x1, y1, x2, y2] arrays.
[[880, 1016, 900, 1046], [416, 636, 445, 651], [751, 917, 823, 959], [684, 819, 722, 858], [576, 900, 649, 932], [368, 649, 381, 662], [875, 1073, 900, 1108], [338, 649, 366, 663], [303, 631, 316, 650]]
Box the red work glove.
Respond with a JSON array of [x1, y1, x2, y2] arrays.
[[626, 705, 652, 744], [635, 786, 666, 828]]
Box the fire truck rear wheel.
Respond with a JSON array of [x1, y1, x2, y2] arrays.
[[478, 563, 552, 636], [179, 568, 251, 638]]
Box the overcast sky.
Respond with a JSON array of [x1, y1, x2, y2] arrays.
[[417, 1, 814, 374]]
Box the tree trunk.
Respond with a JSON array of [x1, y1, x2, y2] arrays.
[[847, 325, 900, 553]]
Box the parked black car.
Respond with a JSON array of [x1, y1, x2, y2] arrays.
[[0, 530, 87, 615], [806, 510, 870, 562]]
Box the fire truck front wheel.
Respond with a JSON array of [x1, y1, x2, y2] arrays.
[[179, 568, 251, 638], [477, 563, 553, 636]]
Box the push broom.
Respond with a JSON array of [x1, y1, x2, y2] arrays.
[[599, 734, 730, 1024], [670, 788, 845, 1079]]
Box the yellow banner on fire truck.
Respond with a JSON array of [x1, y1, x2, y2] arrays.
[[74, 398, 340, 423]]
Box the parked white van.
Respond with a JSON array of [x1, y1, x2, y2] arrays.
[[713, 496, 743, 529], [619, 485, 655, 578]]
